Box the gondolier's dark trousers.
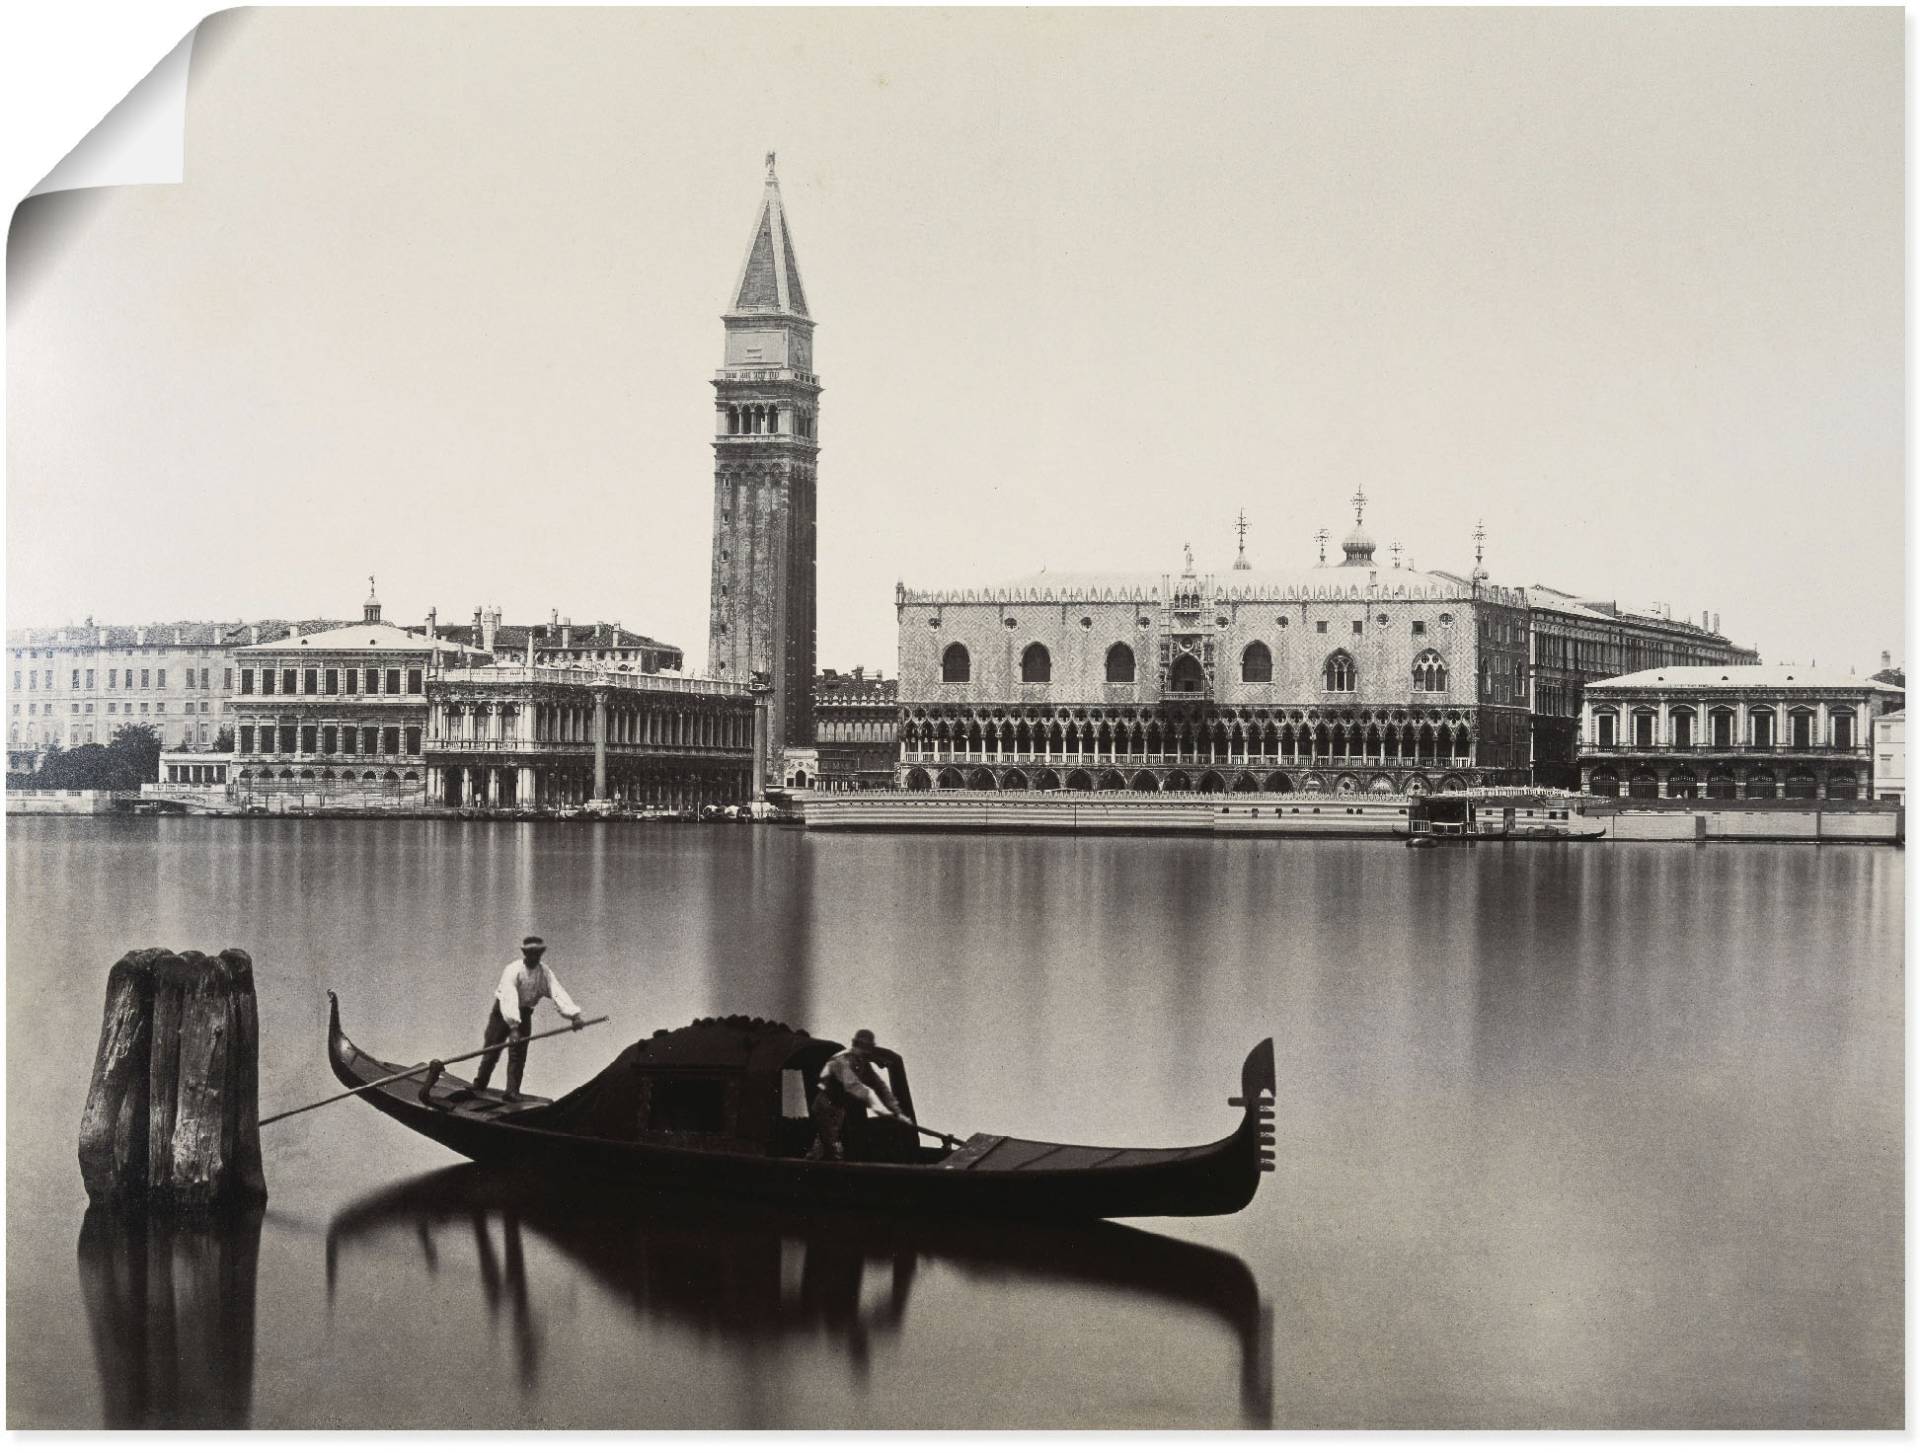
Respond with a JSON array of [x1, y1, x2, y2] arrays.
[[473, 1004, 529, 1096]]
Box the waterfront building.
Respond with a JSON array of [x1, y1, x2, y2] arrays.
[[893, 498, 1533, 795], [431, 607, 681, 673], [1577, 666, 1897, 800], [1872, 709, 1903, 802], [5, 619, 273, 771], [1527, 586, 1759, 786], [706, 155, 820, 787], [227, 588, 491, 804], [425, 664, 762, 808], [814, 668, 899, 791]]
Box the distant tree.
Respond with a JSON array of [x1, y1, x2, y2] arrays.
[[214, 727, 235, 752], [39, 743, 128, 790], [110, 723, 163, 785]]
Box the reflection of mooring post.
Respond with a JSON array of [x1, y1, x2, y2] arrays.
[[79, 948, 267, 1209]]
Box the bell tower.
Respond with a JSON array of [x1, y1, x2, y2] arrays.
[[707, 153, 821, 781]]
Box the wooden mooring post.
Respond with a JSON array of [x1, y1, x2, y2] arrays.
[[78, 948, 267, 1209]]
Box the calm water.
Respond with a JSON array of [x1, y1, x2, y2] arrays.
[[5, 818, 1902, 1428]]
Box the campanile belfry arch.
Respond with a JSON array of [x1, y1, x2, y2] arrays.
[[707, 153, 821, 784]]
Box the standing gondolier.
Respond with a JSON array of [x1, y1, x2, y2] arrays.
[[473, 935, 586, 1100]]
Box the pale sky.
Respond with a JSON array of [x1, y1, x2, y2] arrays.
[[7, 7, 1903, 676]]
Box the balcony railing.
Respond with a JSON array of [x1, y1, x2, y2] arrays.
[[424, 736, 750, 756], [433, 665, 752, 698], [901, 749, 1474, 769], [1582, 742, 1866, 757]]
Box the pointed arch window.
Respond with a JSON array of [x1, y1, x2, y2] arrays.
[[1105, 643, 1135, 683], [1241, 641, 1273, 684], [1323, 651, 1355, 693], [1411, 649, 1448, 692], [941, 643, 971, 684], [1021, 643, 1052, 684]]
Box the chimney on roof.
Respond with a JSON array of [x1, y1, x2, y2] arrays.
[[174, 627, 182, 645], [1882, 651, 1892, 671], [472, 608, 483, 644], [551, 607, 560, 628], [136, 628, 146, 646], [426, 606, 437, 640], [482, 607, 499, 656], [249, 625, 259, 645], [526, 630, 535, 667], [561, 622, 571, 650], [1713, 612, 1721, 634], [98, 628, 107, 646]]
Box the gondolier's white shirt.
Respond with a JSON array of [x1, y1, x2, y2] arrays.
[[494, 959, 581, 1025]]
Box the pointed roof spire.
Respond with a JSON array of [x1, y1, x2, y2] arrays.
[[729, 153, 810, 318], [1232, 509, 1252, 570]]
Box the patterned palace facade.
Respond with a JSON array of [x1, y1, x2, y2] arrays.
[[892, 508, 1534, 795]]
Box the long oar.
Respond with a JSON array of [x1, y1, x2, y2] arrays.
[[902, 1119, 965, 1149], [259, 1015, 611, 1127]]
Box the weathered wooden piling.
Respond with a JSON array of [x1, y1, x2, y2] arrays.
[[79, 948, 267, 1208]]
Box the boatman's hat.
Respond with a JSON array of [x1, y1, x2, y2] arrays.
[[522, 935, 546, 951], [851, 1028, 876, 1049]]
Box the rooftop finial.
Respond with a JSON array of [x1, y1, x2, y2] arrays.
[[1314, 527, 1329, 566], [1182, 541, 1194, 575], [1391, 540, 1403, 570], [1473, 519, 1487, 569], [1233, 509, 1252, 570], [765, 150, 777, 181], [1351, 484, 1368, 527]]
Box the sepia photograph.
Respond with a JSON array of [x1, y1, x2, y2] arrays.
[[4, 5, 1903, 1431]]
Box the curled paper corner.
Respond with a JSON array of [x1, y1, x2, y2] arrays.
[[27, 23, 198, 198]]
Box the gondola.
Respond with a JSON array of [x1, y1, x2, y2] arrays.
[[325, 994, 1276, 1220]]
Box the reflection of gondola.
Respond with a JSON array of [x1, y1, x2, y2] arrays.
[[325, 1165, 1274, 1427], [76, 1205, 263, 1429], [326, 998, 1277, 1220]]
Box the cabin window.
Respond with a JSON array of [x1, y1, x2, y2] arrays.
[[644, 1077, 729, 1135], [781, 1068, 809, 1118]]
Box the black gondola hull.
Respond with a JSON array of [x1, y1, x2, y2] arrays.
[[325, 997, 1275, 1221]]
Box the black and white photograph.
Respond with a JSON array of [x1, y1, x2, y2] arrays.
[[4, 5, 1904, 1432]]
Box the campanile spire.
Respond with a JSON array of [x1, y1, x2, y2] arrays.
[[708, 157, 822, 787]]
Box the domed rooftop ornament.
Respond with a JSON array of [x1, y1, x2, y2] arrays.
[[1339, 486, 1375, 567]]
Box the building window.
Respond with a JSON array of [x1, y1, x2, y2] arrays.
[[407, 668, 423, 694], [224, 669, 233, 689], [1323, 651, 1355, 692], [239, 725, 255, 753], [405, 726, 422, 754], [1241, 642, 1272, 683], [1832, 711, 1856, 751], [1412, 620, 1426, 636], [382, 726, 400, 755], [1105, 643, 1135, 684], [1710, 708, 1733, 747], [71, 670, 79, 690], [941, 643, 971, 683], [365, 669, 379, 695], [85, 670, 94, 690], [1632, 711, 1654, 748], [339, 727, 356, 756], [1351, 621, 1363, 636], [1595, 712, 1617, 747], [259, 726, 275, 754], [322, 726, 338, 754], [363, 727, 379, 754], [1411, 650, 1447, 692], [1316, 621, 1328, 635], [1020, 644, 1051, 683], [260, 670, 274, 696], [1670, 709, 1694, 749], [104, 703, 113, 716], [325, 669, 339, 694], [386, 669, 401, 694], [282, 669, 297, 695], [304, 669, 319, 695], [346, 669, 359, 694], [1789, 710, 1813, 749], [1749, 708, 1774, 749], [156, 669, 166, 689], [140, 670, 150, 689]]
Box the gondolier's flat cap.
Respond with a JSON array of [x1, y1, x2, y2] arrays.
[[522, 935, 546, 949]]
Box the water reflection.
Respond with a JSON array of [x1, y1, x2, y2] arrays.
[[76, 1205, 263, 1429], [326, 1165, 1272, 1427]]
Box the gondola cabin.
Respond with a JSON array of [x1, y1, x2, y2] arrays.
[[514, 1015, 931, 1162]]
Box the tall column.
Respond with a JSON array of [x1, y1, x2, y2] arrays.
[[592, 688, 608, 801]]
